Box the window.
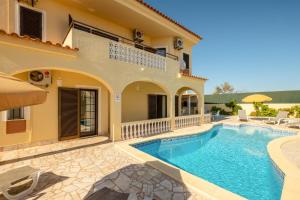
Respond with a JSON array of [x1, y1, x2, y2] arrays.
[[183, 53, 190, 69], [148, 95, 167, 119], [7, 107, 24, 120], [19, 6, 43, 40], [156, 48, 166, 57]]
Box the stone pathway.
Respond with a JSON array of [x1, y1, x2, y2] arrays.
[[0, 141, 209, 200]]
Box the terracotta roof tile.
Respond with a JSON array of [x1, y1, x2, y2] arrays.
[[181, 73, 208, 81], [136, 0, 202, 40], [0, 29, 79, 51]]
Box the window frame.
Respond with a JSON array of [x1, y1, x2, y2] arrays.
[[15, 2, 47, 41]]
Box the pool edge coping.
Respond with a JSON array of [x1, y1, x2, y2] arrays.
[[118, 122, 300, 200], [268, 135, 300, 200]]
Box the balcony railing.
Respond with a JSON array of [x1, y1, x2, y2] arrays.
[[65, 16, 179, 62], [109, 41, 166, 71], [121, 118, 171, 140], [175, 114, 201, 129], [203, 113, 212, 123]]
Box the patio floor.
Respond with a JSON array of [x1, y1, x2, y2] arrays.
[[0, 135, 210, 200]]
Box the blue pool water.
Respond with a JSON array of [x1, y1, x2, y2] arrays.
[[133, 125, 295, 200]]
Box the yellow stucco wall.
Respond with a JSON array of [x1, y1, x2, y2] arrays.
[[0, 0, 8, 32], [122, 81, 166, 122]]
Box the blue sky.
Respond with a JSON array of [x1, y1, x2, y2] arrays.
[[144, 0, 300, 94]]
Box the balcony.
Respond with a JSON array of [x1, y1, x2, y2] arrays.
[[108, 41, 166, 71], [63, 18, 179, 72]]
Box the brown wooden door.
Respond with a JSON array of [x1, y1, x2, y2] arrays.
[[58, 88, 79, 140]]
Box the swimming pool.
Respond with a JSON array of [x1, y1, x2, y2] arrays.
[[133, 124, 295, 200]]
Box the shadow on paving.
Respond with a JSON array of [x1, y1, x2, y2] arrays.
[[0, 172, 68, 200], [84, 161, 195, 200]]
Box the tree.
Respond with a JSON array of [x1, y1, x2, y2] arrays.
[[213, 82, 235, 94]]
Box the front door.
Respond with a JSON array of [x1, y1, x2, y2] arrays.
[[58, 88, 79, 140], [58, 88, 98, 140], [80, 89, 98, 137]]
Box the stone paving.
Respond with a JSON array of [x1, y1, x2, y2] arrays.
[[0, 141, 209, 200], [281, 139, 300, 169]]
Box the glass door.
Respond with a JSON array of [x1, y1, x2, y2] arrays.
[[80, 89, 98, 137]]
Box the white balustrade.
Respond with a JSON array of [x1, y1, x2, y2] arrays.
[[121, 118, 171, 140], [175, 114, 202, 129], [109, 41, 166, 71], [203, 113, 212, 123]]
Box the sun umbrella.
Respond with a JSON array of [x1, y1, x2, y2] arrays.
[[242, 94, 272, 103], [0, 72, 47, 111]]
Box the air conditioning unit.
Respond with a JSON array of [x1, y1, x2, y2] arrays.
[[133, 29, 144, 43], [28, 70, 51, 87], [174, 37, 184, 50]]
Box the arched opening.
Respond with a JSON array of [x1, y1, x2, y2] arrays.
[[175, 87, 200, 116], [3, 69, 112, 146], [122, 81, 170, 122]]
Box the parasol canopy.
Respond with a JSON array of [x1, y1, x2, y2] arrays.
[[0, 72, 47, 111], [242, 94, 272, 103]]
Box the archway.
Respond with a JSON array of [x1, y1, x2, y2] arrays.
[[175, 87, 201, 116], [121, 81, 170, 122], [5, 68, 112, 145]]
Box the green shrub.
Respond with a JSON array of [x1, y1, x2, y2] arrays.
[[225, 99, 242, 115], [252, 103, 277, 117], [210, 106, 230, 115], [291, 106, 300, 118], [250, 111, 257, 116]]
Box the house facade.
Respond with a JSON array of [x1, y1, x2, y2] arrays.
[[0, 0, 207, 147]]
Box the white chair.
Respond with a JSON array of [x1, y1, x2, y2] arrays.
[[238, 110, 249, 121], [0, 166, 41, 200], [265, 111, 289, 125], [212, 110, 220, 121]]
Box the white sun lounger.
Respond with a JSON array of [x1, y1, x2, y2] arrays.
[[285, 119, 300, 129], [238, 110, 248, 121], [0, 166, 41, 200], [265, 111, 289, 125]]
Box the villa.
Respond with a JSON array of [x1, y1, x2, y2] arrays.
[[0, 0, 207, 147], [0, 1, 300, 200]]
